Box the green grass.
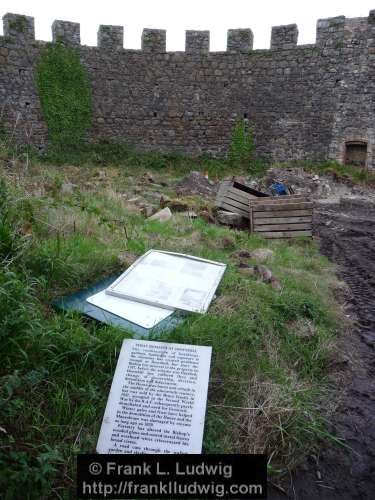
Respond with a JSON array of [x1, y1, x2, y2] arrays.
[[4, 138, 266, 180], [0, 154, 344, 498]]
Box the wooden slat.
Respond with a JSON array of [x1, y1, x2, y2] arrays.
[[220, 201, 249, 217], [252, 202, 314, 211], [251, 195, 307, 203], [222, 194, 251, 208], [254, 216, 312, 224], [251, 199, 311, 208], [216, 196, 248, 211], [254, 223, 312, 231], [254, 230, 312, 238], [220, 197, 249, 211], [226, 187, 256, 201], [216, 196, 248, 210], [215, 180, 232, 205], [249, 205, 253, 233], [254, 209, 313, 218], [216, 192, 251, 207]]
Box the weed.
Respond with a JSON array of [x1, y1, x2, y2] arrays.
[[228, 118, 263, 175]]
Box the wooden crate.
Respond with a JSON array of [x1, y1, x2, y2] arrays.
[[215, 179, 269, 218], [249, 196, 313, 238]]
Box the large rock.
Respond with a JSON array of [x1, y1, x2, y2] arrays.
[[216, 210, 247, 228], [148, 207, 172, 222], [250, 248, 274, 262]]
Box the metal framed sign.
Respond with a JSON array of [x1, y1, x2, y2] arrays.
[[105, 250, 226, 314]]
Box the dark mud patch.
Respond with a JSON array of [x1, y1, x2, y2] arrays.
[[271, 200, 375, 499]]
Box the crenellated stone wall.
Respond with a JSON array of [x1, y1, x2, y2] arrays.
[[1, 11, 375, 167]]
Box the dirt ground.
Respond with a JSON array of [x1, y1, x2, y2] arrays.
[[271, 198, 375, 499]]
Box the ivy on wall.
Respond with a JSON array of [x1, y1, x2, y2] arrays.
[[36, 43, 92, 147]]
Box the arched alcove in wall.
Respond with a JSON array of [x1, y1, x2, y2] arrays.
[[344, 141, 368, 167]]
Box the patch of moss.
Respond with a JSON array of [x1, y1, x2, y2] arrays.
[[9, 16, 28, 33]]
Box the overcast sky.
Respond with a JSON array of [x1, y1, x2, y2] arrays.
[[1, 0, 374, 50]]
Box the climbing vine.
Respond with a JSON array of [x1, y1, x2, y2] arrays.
[[228, 117, 255, 168], [36, 43, 92, 147]]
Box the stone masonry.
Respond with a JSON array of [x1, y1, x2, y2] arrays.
[[1, 11, 375, 167]]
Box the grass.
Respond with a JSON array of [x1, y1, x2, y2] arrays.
[[0, 145, 345, 498], [4, 138, 267, 180]]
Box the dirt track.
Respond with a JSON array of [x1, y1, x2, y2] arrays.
[[271, 199, 375, 499]]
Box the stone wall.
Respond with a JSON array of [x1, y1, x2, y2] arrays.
[[1, 11, 375, 167]]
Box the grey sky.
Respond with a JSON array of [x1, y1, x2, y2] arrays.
[[1, 0, 374, 50]]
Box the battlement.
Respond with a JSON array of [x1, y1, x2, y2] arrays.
[[98, 25, 123, 50], [3, 13, 35, 42], [3, 10, 375, 53], [52, 20, 80, 46], [2, 10, 375, 169], [271, 24, 298, 50]]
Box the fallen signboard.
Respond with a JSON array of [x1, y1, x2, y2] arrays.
[[105, 250, 226, 314], [86, 290, 173, 329], [53, 276, 182, 337], [97, 339, 212, 454]]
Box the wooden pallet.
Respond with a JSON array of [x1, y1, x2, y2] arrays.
[[215, 179, 269, 218], [249, 196, 313, 238]]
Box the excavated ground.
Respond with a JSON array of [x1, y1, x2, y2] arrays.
[[271, 198, 375, 499]]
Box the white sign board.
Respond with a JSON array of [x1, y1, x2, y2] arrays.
[[105, 250, 226, 313], [86, 290, 173, 329], [97, 339, 212, 454]]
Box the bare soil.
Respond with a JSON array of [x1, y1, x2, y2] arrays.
[[271, 198, 375, 499]]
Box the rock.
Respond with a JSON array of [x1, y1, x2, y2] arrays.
[[117, 251, 139, 267], [231, 249, 252, 259], [254, 265, 273, 283], [250, 248, 274, 262], [216, 210, 247, 228], [61, 182, 77, 194], [148, 207, 172, 222], [270, 277, 282, 290]]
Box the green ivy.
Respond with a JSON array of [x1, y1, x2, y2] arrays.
[[36, 43, 92, 147], [228, 117, 255, 168]]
